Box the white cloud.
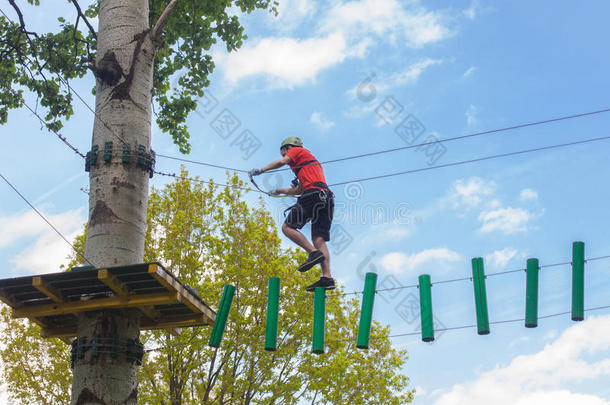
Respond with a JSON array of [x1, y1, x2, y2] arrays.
[[0, 209, 86, 274], [321, 0, 451, 48], [380, 248, 460, 275], [310, 111, 336, 132], [378, 59, 443, 94], [485, 247, 518, 268], [447, 177, 496, 209], [463, 0, 481, 20], [267, 0, 317, 33], [463, 66, 478, 77], [478, 207, 535, 234], [346, 58, 441, 103], [433, 315, 610, 405], [217, 0, 453, 87], [520, 188, 539, 202], [0, 209, 83, 248], [383, 225, 412, 240], [466, 104, 478, 128], [215, 33, 349, 87]]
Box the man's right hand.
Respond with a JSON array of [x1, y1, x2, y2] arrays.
[[248, 168, 263, 177]]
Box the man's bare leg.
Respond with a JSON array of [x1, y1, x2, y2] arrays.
[[313, 236, 331, 278], [282, 223, 315, 253]]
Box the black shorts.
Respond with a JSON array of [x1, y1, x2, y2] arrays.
[[285, 189, 334, 241]]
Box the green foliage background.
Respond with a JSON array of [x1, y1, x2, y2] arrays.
[[0, 170, 413, 404]]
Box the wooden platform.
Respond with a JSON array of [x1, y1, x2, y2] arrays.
[[0, 263, 215, 339]]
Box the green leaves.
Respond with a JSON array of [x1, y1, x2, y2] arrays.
[[0, 169, 413, 404], [1, 0, 273, 153], [138, 168, 413, 404], [0, 11, 92, 130], [149, 0, 275, 152]]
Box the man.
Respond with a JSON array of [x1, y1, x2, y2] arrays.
[[249, 137, 335, 291]]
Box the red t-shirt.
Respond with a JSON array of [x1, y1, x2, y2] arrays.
[[286, 147, 327, 190]]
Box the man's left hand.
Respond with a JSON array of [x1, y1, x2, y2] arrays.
[[248, 168, 263, 177]]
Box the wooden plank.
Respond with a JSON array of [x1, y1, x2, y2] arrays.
[[147, 264, 215, 324], [147, 263, 179, 293], [0, 289, 21, 308], [13, 292, 179, 319], [139, 305, 161, 321], [32, 277, 65, 303], [97, 269, 131, 297]]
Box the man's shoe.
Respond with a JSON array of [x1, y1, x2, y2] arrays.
[[305, 277, 335, 292], [298, 251, 325, 273]]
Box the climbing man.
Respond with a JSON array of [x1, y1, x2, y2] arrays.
[[249, 136, 335, 291]]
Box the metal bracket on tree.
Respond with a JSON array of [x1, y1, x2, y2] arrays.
[[85, 142, 156, 178]]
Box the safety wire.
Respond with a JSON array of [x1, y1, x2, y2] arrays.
[[331, 304, 610, 344], [158, 107, 610, 175], [0, 170, 96, 267]]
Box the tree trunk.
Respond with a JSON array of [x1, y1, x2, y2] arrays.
[[71, 0, 155, 403]]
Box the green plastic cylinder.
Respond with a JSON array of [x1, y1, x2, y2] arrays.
[[265, 277, 280, 351], [209, 284, 235, 348], [572, 241, 585, 321], [525, 258, 539, 328], [312, 287, 326, 354], [472, 257, 490, 335], [356, 272, 378, 349], [418, 274, 434, 342]]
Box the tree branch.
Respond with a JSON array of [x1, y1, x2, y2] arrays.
[[151, 0, 180, 41], [71, 0, 97, 39], [8, 0, 38, 37]]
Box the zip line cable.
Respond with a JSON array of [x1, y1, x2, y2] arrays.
[[327, 133, 610, 187], [155, 153, 249, 173], [0, 172, 96, 267], [153, 170, 263, 194], [265, 108, 610, 174], [153, 107, 610, 174]]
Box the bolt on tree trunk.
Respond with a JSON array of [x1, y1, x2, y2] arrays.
[[72, 0, 155, 403]]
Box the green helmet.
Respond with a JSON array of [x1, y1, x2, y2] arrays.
[[280, 136, 303, 149]]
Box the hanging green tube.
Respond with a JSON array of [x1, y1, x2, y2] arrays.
[[472, 257, 490, 335], [209, 284, 235, 348], [418, 274, 434, 342], [312, 287, 326, 354], [572, 241, 585, 321], [356, 272, 378, 349], [265, 277, 280, 351], [525, 258, 539, 328]]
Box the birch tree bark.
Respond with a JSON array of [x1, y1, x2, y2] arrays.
[[72, 1, 155, 403]]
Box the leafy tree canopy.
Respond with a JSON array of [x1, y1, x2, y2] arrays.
[[0, 0, 277, 152]]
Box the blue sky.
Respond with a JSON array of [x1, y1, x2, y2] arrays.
[[1, 0, 610, 403]]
